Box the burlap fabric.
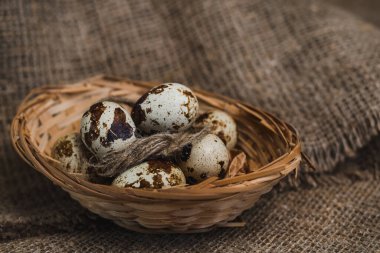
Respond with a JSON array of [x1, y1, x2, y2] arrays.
[[1, 0, 379, 252]]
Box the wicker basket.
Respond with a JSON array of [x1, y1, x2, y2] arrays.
[[11, 75, 302, 233]]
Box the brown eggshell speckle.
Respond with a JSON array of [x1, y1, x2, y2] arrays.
[[193, 110, 237, 149], [178, 134, 230, 183], [131, 83, 199, 134], [51, 133, 89, 178], [80, 101, 136, 157], [112, 160, 186, 189]]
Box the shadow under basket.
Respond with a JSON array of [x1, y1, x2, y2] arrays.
[[11, 75, 302, 233]]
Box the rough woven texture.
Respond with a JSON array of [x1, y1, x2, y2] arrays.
[[0, 0, 379, 252], [1, 148, 379, 252]]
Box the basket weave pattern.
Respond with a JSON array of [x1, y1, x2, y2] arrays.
[[11, 76, 301, 233]]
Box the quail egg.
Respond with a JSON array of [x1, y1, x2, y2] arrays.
[[131, 83, 199, 134], [178, 134, 230, 183], [80, 101, 136, 157], [51, 133, 89, 179], [112, 160, 186, 189], [193, 110, 237, 149]]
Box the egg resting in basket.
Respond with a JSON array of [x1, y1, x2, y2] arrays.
[[11, 75, 302, 233]]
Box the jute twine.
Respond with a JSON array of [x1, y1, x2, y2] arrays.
[[88, 128, 209, 177]]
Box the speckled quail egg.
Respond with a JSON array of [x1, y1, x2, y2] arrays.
[[51, 133, 89, 179], [131, 83, 199, 134], [112, 160, 186, 189], [178, 134, 230, 183], [80, 101, 136, 157], [193, 110, 237, 149]]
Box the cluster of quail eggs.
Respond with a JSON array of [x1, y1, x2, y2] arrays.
[[51, 83, 238, 189]]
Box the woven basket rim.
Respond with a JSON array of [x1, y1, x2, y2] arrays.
[[11, 75, 302, 200]]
